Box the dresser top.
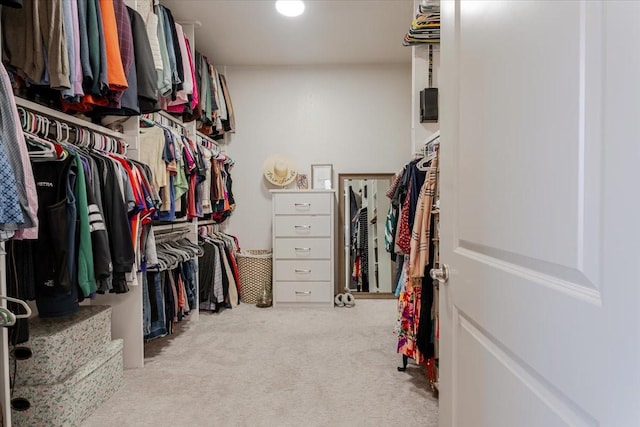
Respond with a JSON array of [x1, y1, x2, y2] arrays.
[[270, 189, 336, 194]]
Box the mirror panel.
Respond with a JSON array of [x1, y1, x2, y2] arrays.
[[338, 174, 395, 298]]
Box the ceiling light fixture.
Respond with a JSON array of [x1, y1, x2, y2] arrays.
[[275, 0, 305, 17]]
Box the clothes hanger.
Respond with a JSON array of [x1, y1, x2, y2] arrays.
[[24, 132, 59, 160], [0, 308, 16, 327], [0, 295, 32, 325], [416, 146, 438, 171], [139, 116, 156, 128]]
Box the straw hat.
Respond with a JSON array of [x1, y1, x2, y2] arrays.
[[263, 154, 298, 187]]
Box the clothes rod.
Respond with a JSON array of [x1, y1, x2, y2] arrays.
[[196, 131, 218, 146], [157, 111, 187, 128], [15, 97, 126, 139], [154, 230, 191, 244], [177, 20, 202, 28], [152, 221, 193, 233], [424, 130, 440, 146]]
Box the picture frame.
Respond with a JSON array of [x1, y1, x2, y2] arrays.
[[311, 164, 333, 190], [296, 173, 309, 190]]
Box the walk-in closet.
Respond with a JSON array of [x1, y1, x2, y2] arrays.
[[0, 0, 444, 425], [4, 0, 632, 426]]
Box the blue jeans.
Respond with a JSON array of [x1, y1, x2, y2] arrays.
[[181, 260, 197, 311], [144, 271, 167, 340], [142, 272, 151, 337]]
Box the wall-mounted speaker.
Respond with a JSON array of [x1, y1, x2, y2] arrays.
[[420, 88, 438, 123]]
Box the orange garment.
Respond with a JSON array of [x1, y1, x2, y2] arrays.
[[61, 94, 108, 113], [177, 274, 186, 311], [99, 0, 128, 90]]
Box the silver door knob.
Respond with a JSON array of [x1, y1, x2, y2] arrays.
[[430, 264, 449, 284]]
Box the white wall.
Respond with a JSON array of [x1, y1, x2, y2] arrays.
[[223, 64, 412, 250]]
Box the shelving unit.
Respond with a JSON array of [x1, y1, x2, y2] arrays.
[[409, 0, 441, 397], [3, 5, 208, 371]]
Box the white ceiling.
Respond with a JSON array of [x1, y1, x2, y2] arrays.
[[159, 0, 414, 66]]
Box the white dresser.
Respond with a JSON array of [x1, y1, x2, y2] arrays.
[[271, 190, 335, 306]]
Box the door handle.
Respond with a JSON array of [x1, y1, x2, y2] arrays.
[[430, 263, 449, 284], [294, 248, 311, 252], [295, 291, 312, 295], [294, 203, 311, 208], [294, 225, 311, 229], [295, 269, 311, 273]]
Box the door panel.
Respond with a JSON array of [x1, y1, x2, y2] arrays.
[[456, 315, 595, 427], [438, 1, 640, 425], [456, 0, 602, 278]]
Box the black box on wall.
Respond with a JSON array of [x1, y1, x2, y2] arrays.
[[420, 88, 438, 123]]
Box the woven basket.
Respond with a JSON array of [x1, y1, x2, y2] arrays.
[[237, 250, 273, 304]]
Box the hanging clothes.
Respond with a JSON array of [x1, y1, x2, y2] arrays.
[[0, 62, 38, 239], [391, 152, 439, 364], [143, 236, 200, 340], [198, 228, 240, 312]]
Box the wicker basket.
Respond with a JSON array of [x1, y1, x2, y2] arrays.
[[236, 250, 273, 304]]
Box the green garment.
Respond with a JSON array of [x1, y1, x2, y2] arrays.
[[86, 0, 102, 95], [73, 153, 97, 297], [174, 157, 188, 200]]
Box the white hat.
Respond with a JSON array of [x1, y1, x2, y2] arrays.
[[263, 154, 298, 187]]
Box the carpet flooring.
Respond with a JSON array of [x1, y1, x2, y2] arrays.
[[83, 299, 438, 427]]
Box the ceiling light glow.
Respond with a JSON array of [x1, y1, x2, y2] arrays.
[[275, 0, 305, 17]]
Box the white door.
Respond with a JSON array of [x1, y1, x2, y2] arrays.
[[439, 1, 640, 426]]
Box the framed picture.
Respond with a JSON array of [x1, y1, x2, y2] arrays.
[[296, 173, 309, 190], [311, 164, 333, 189]]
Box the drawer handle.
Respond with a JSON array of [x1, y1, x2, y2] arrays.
[[294, 225, 311, 229], [295, 291, 312, 295], [294, 247, 311, 252], [295, 269, 311, 273], [294, 203, 311, 208]]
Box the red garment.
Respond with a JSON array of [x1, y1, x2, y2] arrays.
[[228, 253, 241, 294], [187, 172, 197, 219], [395, 185, 413, 254], [108, 155, 143, 249], [396, 277, 424, 364]]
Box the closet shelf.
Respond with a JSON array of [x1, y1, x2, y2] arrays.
[[15, 97, 125, 139]]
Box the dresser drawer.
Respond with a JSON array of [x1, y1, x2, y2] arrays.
[[274, 238, 331, 259], [274, 282, 332, 303], [273, 193, 332, 215], [274, 215, 331, 237], [275, 260, 331, 281]]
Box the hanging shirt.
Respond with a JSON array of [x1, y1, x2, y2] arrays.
[[136, 0, 163, 72], [0, 62, 38, 238], [139, 126, 168, 192], [0, 137, 24, 228], [60, 0, 78, 99], [154, 4, 172, 96], [72, 153, 97, 297], [127, 6, 160, 113], [70, 0, 84, 97], [99, 0, 128, 91], [167, 26, 198, 115]]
